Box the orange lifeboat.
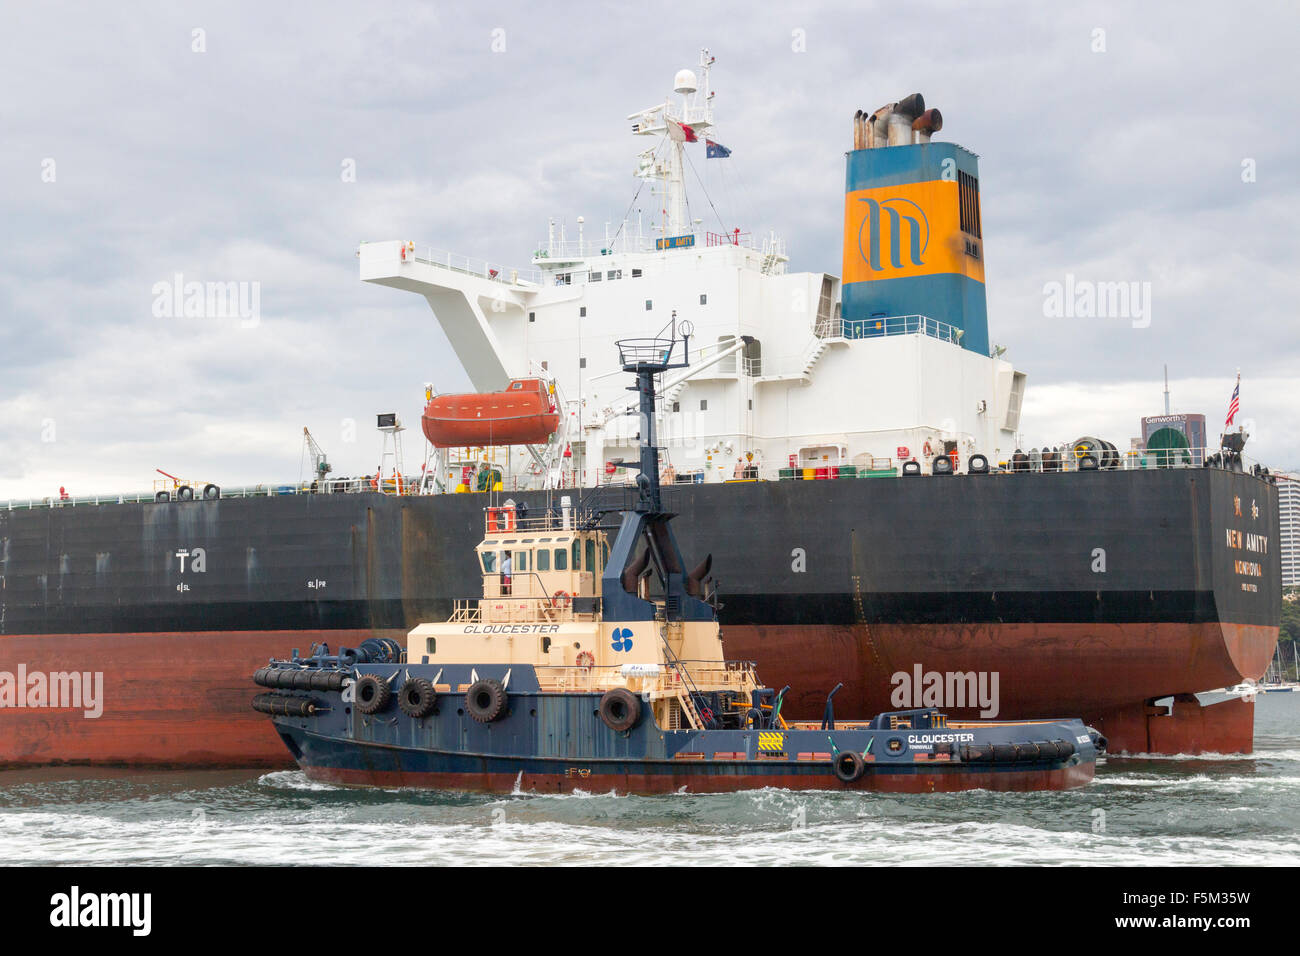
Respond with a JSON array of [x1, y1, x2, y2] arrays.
[[421, 378, 560, 448]]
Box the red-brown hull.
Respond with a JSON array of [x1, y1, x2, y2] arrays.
[[0, 630, 403, 768], [0, 619, 1272, 767], [722, 622, 1273, 754], [301, 762, 1094, 794]]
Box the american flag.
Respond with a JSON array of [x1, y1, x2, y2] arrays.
[[1225, 380, 1240, 427]]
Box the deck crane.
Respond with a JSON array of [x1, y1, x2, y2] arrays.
[[301, 427, 333, 491]]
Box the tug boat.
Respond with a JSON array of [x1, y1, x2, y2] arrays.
[[252, 332, 1103, 793]]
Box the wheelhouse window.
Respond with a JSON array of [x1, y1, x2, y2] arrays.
[[481, 552, 498, 573], [554, 548, 568, 570], [537, 549, 550, 571], [572, 540, 581, 570], [585, 539, 596, 573]]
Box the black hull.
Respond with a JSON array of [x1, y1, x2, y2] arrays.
[[0, 468, 1280, 761]]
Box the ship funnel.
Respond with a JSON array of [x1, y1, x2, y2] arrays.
[[841, 91, 990, 356]]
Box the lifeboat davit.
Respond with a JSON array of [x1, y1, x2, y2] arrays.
[[421, 378, 560, 448]]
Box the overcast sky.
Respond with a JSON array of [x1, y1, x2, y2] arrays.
[[2, 1, 1298, 499]]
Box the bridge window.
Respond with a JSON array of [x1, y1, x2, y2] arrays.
[[572, 540, 581, 570], [554, 548, 568, 571], [481, 552, 499, 573], [586, 539, 596, 573], [537, 549, 550, 571], [631, 268, 642, 278], [514, 551, 529, 571], [588, 272, 602, 282], [601, 541, 609, 567]]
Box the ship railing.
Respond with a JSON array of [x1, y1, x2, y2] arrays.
[[841, 314, 961, 345], [666, 659, 759, 693], [705, 230, 755, 248], [531, 660, 757, 695], [482, 508, 596, 534], [1, 445, 1274, 513], [410, 247, 543, 287], [534, 664, 628, 693], [534, 223, 658, 260], [467, 581, 601, 623]]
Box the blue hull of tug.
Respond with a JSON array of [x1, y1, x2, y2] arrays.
[[263, 662, 1098, 794]]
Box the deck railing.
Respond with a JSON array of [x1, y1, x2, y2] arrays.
[[841, 313, 961, 345], [4, 448, 1275, 512], [410, 247, 542, 287]]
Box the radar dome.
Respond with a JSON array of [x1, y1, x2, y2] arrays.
[[673, 69, 698, 94]]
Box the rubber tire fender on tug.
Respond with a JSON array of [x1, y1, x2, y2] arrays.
[[354, 674, 392, 715], [399, 676, 437, 719], [599, 688, 641, 732], [465, 678, 507, 723], [833, 750, 865, 783]]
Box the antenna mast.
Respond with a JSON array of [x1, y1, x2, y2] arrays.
[[627, 48, 716, 240]]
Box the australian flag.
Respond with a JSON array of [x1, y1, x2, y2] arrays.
[[706, 139, 732, 159]]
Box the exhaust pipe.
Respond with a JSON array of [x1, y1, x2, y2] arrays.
[[895, 92, 925, 117], [858, 95, 936, 149], [911, 108, 943, 133], [911, 107, 942, 144]]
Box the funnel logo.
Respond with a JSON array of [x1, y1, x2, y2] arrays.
[[857, 197, 929, 271], [610, 627, 634, 652]]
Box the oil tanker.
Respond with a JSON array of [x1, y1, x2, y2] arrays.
[[0, 54, 1279, 766]]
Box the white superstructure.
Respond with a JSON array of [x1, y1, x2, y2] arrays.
[[359, 51, 1026, 489]]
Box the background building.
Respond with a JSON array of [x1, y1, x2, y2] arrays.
[[1279, 478, 1300, 588]]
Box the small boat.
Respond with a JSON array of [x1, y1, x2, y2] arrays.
[[253, 334, 1103, 794], [421, 377, 559, 448]]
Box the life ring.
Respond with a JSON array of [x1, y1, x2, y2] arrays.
[[575, 650, 595, 669], [598, 688, 641, 732], [552, 590, 572, 610], [464, 678, 507, 723], [354, 674, 392, 715]]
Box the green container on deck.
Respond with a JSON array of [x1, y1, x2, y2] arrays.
[[836, 465, 858, 478]]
